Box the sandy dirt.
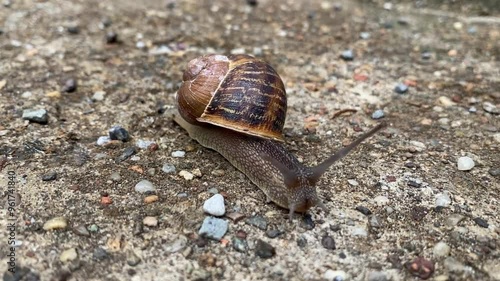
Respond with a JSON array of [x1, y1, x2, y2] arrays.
[[0, 0, 499, 280]]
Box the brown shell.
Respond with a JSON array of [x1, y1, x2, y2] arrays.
[[177, 54, 287, 142]]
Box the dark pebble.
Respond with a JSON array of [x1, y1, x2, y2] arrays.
[[115, 147, 137, 163], [321, 235, 336, 250], [235, 229, 247, 239], [93, 247, 108, 261], [296, 236, 307, 248], [355, 206, 372, 216], [407, 180, 422, 188], [62, 78, 77, 93], [405, 257, 434, 280], [339, 252, 347, 259], [195, 236, 209, 247], [255, 239, 275, 259], [382, 21, 394, 29], [411, 206, 428, 221], [41, 171, 57, 181], [300, 214, 315, 230], [405, 162, 416, 168], [105, 31, 118, 44], [133, 221, 143, 236], [394, 83, 409, 94], [397, 17, 410, 25], [232, 237, 248, 253], [246, 0, 258, 6], [434, 206, 445, 213], [245, 215, 268, 230], [67, 26, 80, 34], [101, 17, 112, 28], [265, 229, 282, 238], [421, 51, 432, 60], [109, 125, 130, 142], [340, 50, 354, 61], [488, 168, 500, 177], [330, 224, 341, 232], [166, 2, 175, 9], [0, 28, 3, 35], [73, 225, 91, 237], [473, 217, 489, 228]]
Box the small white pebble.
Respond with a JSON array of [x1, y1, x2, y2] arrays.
[[347, 179, 358, 186], [92, 91, 106, 101], [433, 241, 451, 257], [493, 133, 500, 143], [143, 216, 158, 227], [136, 140, 155, 149], [410, 141, 426, 152], [438, 96, 455, 107], [457, 156, 474, 171], [97, 136, 111, 146], [162, 163, 176, 174], [179, 170, 194, 180], [435, 193, 452, 207], [351, 227, 368, 237], [171, 150, 185, 157], [324, 270, 348, 281], [373, 195, 389, 206], [110, 172, 121, 181], [135, 180, 155, 193], [192, 168, 202, 177], [203, 194, 226, 216]]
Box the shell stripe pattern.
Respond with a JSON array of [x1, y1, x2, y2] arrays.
[[199, 55, 287, 141]]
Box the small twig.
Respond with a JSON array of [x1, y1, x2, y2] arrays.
[[331, 108, 357, 119]]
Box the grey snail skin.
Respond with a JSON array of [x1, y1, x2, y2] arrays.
[[173, 54, 386, 220]]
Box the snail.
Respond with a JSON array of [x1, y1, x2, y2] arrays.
[[173, 54, 386, 219]]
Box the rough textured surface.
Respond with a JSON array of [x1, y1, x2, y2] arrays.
[[0, 0, 499, 280]]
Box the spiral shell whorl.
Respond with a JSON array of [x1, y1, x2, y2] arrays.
[[177, 54, 287, 141]]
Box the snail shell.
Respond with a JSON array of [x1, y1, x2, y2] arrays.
[[177, 54, 287, 142]]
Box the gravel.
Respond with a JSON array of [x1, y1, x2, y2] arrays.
[[162, 163, 176, 174], [22, 108, 48, 124], [171, 150, 186, 157], [202, 194, 225, 216], [321, 235, 336, 250], [41, 171, 57, 181], [255, 240, 276, 259], [433, 241, 451, 257], [97, 136, 111, 146], [355, 205, 372, 216], [198, 217, 228, 240], [92, 91, 106, 101], [457, 156, 475, 171], [134, 180, 155, 193], [245, 215, 268, 231], [2, 0, 499, 280], [435, 193, 452, 207], [473, 217, 489, 228], [109, 125, 130, 141], [394, 83, 409, 94], [371, 109, 385, 119], [340, 49, 354, 61]]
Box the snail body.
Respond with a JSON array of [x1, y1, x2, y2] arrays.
[[174, 54, 385, 218]]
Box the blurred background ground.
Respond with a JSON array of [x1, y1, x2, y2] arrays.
[[0, 0, 499, 280]]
